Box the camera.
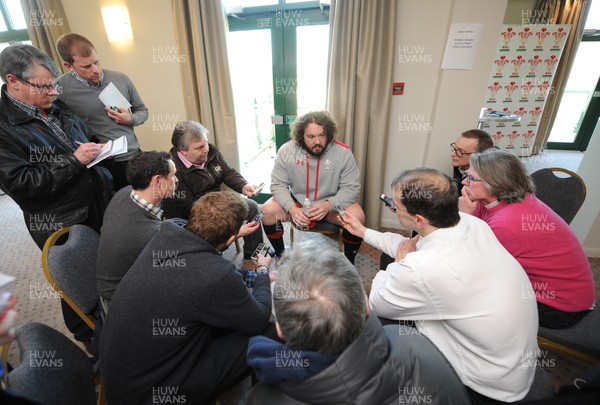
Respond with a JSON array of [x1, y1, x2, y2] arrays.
[[251, 243, 276, 260]]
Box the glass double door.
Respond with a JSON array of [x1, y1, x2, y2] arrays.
[[227, 6, 329, 201], [547, 1, 600, 151]]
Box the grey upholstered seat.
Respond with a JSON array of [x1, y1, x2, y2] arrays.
[[522, 366, 555, 401], [531, 167, 586, 224], [5, 322, 96, 405], [42, 225, 100, 329], [538, 305, 600, 362]]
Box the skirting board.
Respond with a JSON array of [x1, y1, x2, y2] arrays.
[[584, 248, 600, 258]]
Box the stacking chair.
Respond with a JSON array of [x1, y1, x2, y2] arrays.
[[537, 308, 600, 364], [42, 226, 100, 330], [530, 168, 598, 364], [289, 221, 343, 252], [1, 322, 96, 405], [530, 167, 586, 224], [41, 225, 106, 404]]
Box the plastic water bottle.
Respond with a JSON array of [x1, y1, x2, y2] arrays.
[[303, 198, 316, 228]]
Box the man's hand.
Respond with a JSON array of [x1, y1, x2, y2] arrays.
[[458, 187, 478, 214], [307, 200, 330, 222], [242, 184, 257, 197], [339, 211, 367, 239], [238, 220, 260, 238], [289, 206, 311, 228], [74, 142, 101, 165], [256, 251, 273, 268], [106, 106, 133, 125], [395, 235, 420, 261]]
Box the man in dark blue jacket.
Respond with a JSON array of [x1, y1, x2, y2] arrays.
[[243, 240, 470, 405]]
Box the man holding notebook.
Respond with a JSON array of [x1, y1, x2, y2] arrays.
[[0, 44, 113, 347], [56, 33, 148, 190]]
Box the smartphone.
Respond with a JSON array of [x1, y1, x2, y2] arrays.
[[335, 203, 346, 218], [380, 194, 397, 212], [251, 243, 276, 260], [253, 183, 265, 196], [253, 211, 266, 223], [110, 106, 121, 113]]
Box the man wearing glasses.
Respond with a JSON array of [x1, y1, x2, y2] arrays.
[[450, 129, 494, 192], [341, 168, 538, 403], [0, 44, 113, 345], [56, 33, 148, 190]]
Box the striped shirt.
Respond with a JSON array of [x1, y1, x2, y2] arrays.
[[5, 91, 76, 151], [70, 70, 104, 88], [130, 190, 163, 220]]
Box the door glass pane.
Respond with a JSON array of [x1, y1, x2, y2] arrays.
[[5, 0, 28, 29], [0, 40, 32, 53], [227, 30, 276, 190], [548, 42, 600, 143], [224, 0, 278, 8], [584, 0, 600, 29], [296, 24, 329, 115]]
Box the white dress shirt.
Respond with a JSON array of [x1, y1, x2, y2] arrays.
[[367, 213, 539, 402]]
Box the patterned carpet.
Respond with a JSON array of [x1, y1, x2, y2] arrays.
[[1, 192, 599, 402]]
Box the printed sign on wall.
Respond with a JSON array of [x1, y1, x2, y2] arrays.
[[481, 24, 570, 156]]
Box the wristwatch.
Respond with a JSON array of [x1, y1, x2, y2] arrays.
[[256, 264, 269, 276]]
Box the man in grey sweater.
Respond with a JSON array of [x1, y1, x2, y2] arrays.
[[96, 151, 177, 306], [56, 33, 148, 190], [261, 110, 365, 263]]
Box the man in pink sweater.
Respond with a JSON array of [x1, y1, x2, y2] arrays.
[[459, 149, 595, 328]]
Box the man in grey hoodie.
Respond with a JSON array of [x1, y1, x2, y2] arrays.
[[261, 110, 365, 263]]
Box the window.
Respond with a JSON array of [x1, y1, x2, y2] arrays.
[[0, 0, 31, 52], [226, 0, 330, 201], [547, 1, 600, 150]]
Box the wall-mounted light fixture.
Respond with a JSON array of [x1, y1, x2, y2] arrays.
[[101, 5, 134, 42]]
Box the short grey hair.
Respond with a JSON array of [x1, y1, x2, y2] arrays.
[[273, 240, 366, 355], [469, 149, 535, 203], [0, 44, 60, 83], [171, 120, 209, 151]]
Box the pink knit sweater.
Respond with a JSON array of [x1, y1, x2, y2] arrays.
[[473, 193, 595, 312]]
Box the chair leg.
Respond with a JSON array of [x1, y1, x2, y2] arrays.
[[290, 224, 294, 246], [235, 239, 240, 254], [338, 227, 343, 252], [96, 375, 107, 405]]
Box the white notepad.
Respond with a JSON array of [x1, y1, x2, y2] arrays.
[[86, 136, 128, 168], [98, 82, 132, 110]]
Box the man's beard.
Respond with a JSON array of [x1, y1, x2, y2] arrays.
[[302, 139, 330, 156]]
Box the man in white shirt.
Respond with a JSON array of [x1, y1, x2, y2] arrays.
[[341, 168, 539, 403]]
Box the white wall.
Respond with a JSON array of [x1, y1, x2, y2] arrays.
[[381, 0, 508, 228], [572, 119, 600, 257]]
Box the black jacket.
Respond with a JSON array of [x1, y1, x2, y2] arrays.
[[100, 220, 272, 403], [162, 145, 248, 219], [0, 85, 112, 246], [242, 314, 470, 405]]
